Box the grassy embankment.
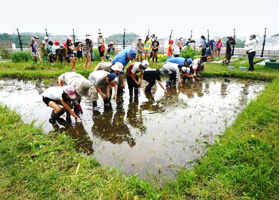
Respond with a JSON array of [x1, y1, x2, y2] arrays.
[[0, 58, 279, 199]]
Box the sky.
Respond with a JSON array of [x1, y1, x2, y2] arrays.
[[0, 0, 279, 40]]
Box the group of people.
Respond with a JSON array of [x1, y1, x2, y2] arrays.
[[30, 33, 115, 71], [136, 34, 160, 64], [42, 46, 207, 124]]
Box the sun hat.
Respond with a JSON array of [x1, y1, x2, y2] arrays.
[[141, 60, 149, 69], [41, 41, 46, 45], [64, 85, 77, 100], [111, 62, 124, 72], [127, 49, 137, 59], [108, 73, 117, 82], [44, 36, 49, 40]]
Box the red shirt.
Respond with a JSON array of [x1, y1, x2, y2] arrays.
[[167, 45, 172, 56]]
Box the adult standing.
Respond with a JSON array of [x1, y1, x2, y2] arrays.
[[224, 36, 236, 65], [97, 32, 105, 62], [151, 37, 160, 64], [83, 35, 93, 71], [66, 37, 76, 71], [245, 34, 257, 71], [111, 48, 137, 92], [30, 37, 41, 63], [201, 35, 207, 56]]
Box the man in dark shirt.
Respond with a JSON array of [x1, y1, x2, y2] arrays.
[[224, 36, 236, 65]]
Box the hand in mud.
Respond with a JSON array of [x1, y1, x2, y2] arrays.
[[76, 118, 82, 123]]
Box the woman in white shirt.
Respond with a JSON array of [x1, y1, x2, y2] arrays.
[[245, 34, 258, 71]]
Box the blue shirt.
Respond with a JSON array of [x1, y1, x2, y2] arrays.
[[111, 48, 130, 70], [165, 57, 186, 67], [202, 39, 207, 49]]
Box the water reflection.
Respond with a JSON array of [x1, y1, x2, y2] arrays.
[[92, 104, 136, 147], [51, 118, 94, 155]]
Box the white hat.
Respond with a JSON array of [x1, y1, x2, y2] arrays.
[[111, 62, 124, 72], [86, 35, 90, 40], [182, 67, 190, 73], [138, 37, 142, 40], [141, 60, 149, 69], [44, 36, 49, 40]]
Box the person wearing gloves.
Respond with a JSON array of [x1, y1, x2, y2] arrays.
[[126, 60, 149, 99], [111, 48, 137, 92], [165, 57, 192, 68], [143, 68, 167, 93], [88, 71, 118, 110], [42, 85, 82, 123], [94, 62, 124, 74], [245, 34, 258, 71], [161, 62, 183, 88]]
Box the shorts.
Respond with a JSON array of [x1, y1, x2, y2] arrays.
[[68, 54, 74, 58], [138, 51, 143, 54], [32, 52, 37, 56], [106, 55, 110, 59], [144, 50, 150, 53], [98, 46, 104, 57], [152, 49, 158, 52], [77, 51, 83, 58], [42, 96, 58, 106]]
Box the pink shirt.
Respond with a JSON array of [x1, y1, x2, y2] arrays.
[[215, 42, 223, 49]]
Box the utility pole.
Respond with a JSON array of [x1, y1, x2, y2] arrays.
[[232, 28, 236, 56], [207, 29, 210, 43], [190, 30, 193, 38], [45, 29, 49, 37], [72, 29, 75, 43], [147, 29, 150, 36], [16, 28, 23, 51], [123, 29, 126, 50], [169, 29, 173, 40], [261, 28, 267, 57]]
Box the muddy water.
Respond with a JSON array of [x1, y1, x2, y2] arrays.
[[0, 78, 266, 179]]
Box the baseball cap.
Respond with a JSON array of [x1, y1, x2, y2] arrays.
[[141, 60, 149, 69], [186, 58, 192, 65], [111, 62, 124, 72], [181, 67, 190, 73], [64, 85, 77, 100], [108, 73, 117, 82], [41, 41, 46, 45], [169, 40, 174, 44], [44, 36, 49, 40], [127, 49, 137, 59]]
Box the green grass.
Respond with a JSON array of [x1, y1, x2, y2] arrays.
[[0, 58, 279, 199]]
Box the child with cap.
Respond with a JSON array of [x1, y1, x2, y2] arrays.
[[167, 40, 173, 59], [42, 85, 82, 123], [88, 71, 118, 109], [106, 42, 115, 61], [126, 60, 149, 99], [190, 56, 207, 81]]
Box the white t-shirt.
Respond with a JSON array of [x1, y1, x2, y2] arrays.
[[191, 58, 200, 70], [42, 86, 66, 100], [131, 62, 142, 74], [173, 45, 180, 56], [162, 62, 180, 81], [58, 72, 85, 85]]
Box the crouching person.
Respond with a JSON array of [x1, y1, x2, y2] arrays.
[[161, 62, 183, 88], [88, 71, 118, 110], [58, 72, 92, 116], [143, 68, 167, 93], [42, 85, 82, 123], [94, 61, 124, 75], [190, 56, 207, 81], [126, 60, 149, 99]]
